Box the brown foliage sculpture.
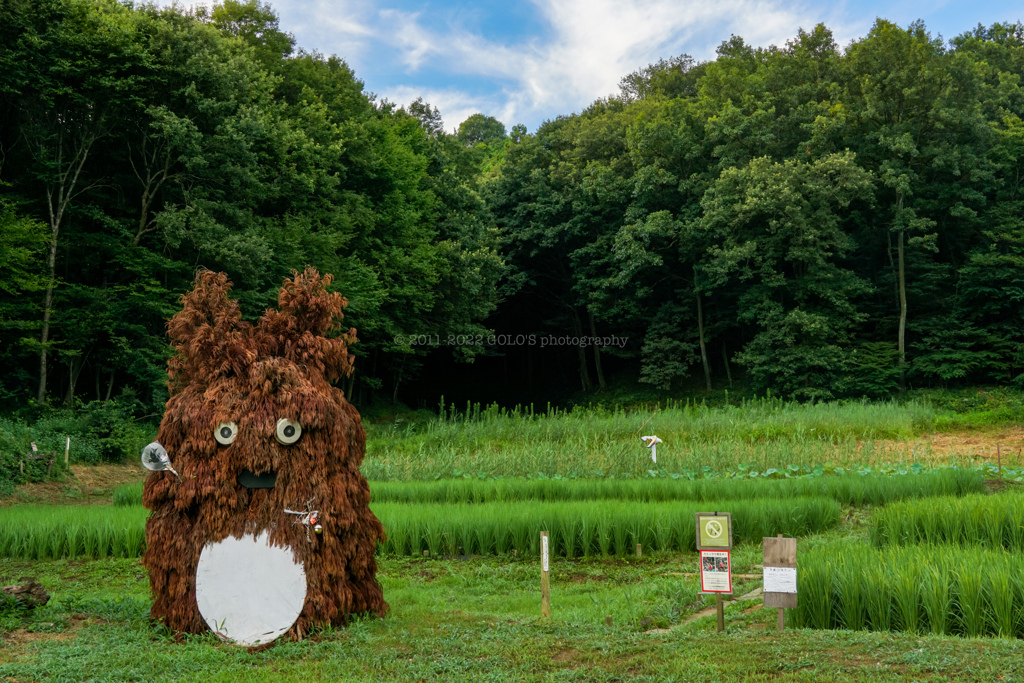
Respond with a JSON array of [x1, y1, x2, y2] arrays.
[[142, 268, 386, 640]]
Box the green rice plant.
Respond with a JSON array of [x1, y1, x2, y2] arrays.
[[987, 555, 1015, 639], [836, 560, 866, 631], [893, 565, 922, 633], [112, 482, 144, 507], [864, 564, 893, 632], [921, 564, 951, 636], [372, 496, 839, 558], [872, 494, 1024, 552], [0, 505, 149, 559], [799, 559, 834, 630], [369, 468, 983, 506], [955, 564, 986, 637], [798, 543, 1024, 640]]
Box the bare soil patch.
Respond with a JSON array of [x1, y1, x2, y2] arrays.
[[869, 427, 1024, 465], [3, 464, 144, 508]]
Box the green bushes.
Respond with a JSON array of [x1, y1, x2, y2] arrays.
[[794, 543, 1024, 638], [375, 497, 840, 557], [0, 505, 148, 560], [0, 399, 154, 469], [871, 493, 1024, 551], [370, 469, 983, 506]]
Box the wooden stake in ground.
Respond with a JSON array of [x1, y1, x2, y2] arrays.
[[763, 535, 797, 632], [64, 436, 70, 466], [715, 595, 724, 632], [540, 531, 551, 618]]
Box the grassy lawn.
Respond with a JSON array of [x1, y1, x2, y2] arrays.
[[3, 518, 1024, 682]]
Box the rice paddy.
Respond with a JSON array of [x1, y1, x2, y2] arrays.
[[2, 496, 839, 560], [871, 493, 1024, 551], [375, 497, 840, 557], [0, 505, 147, 560], [111, 468, 983, 509], [369, 468, 983, 506], [794, 543, 1024, 639]]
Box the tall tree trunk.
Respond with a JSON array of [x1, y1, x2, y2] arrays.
[[695, 285, 712, 393], [392, 356, 405, 404], [721, 343, 733, 387], [38, 236, 58, 403], [28, 117, 102, 403], [526, 344, 534, 392], [572, 309, 592, 392], [63, 356, 82, 406], [105, 370, 115, 401], [896, 197, 908, 391], [588, 311, 606, 391]]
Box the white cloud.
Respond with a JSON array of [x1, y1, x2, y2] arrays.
[[371, 0, 853, 130], [160, 0, 858, 131]]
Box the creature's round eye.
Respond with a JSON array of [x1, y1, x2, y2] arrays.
[[275, 418, 302, 445], [215, 422, 238, 445]]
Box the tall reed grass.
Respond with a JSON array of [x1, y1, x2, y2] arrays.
[[0, 505, 148, 559], [794, 542, 1024, 639], [374, 497, 840, 557], [871, 493, 1024, 551], [360, 398, 987, 480]]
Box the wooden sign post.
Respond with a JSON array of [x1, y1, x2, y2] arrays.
[[540, 530, 551, 618], [763, 535, 797, 631], [696, 512, 733, 633]]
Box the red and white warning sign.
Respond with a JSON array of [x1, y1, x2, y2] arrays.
[[699, 549, 733, 594]]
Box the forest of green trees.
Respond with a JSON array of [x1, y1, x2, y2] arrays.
[[2, 0, 1023, 415]]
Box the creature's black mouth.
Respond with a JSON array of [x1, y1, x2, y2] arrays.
[[238, 469, 277, 489]]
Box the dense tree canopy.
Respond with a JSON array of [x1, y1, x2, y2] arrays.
[[487, 20, 1024, 400], [1, 1, 1022, 413], [0, 0, 503, 411]]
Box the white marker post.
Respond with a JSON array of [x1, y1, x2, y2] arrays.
[[540, 531, 551, 618], [64, 437, 71, 466]]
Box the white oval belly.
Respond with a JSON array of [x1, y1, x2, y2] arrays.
[[195, 531, 306, 646]]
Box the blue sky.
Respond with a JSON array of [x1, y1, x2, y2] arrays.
[[213, 1, 1024, 132]]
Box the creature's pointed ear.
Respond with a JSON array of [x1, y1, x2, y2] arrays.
[[256, 267, 356, 382], [167, 270, 254, 391]]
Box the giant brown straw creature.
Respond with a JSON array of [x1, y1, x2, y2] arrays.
[[143, 268, 386, 638]]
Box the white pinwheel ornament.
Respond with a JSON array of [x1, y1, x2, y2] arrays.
[[141, 441, 180, 480], [640, 435, 663, 463]]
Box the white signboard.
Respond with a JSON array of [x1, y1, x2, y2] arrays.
[[763, 566, 797, 594], [542, 535, 549, 572], [699, 550, 732, 594]]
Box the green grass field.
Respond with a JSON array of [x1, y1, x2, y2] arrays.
[[3, 396, 1024, 681]]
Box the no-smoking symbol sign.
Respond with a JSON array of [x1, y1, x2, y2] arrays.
[[696, 512, 732, 550]]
